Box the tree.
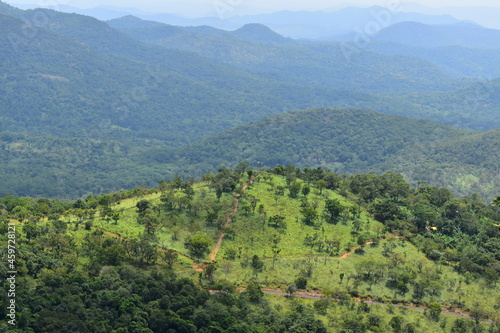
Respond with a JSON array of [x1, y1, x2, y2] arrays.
[[286, 284, 297, 296], [427, 302, 442, 321], [183, 183, 195, 198], [268, 214, 286, 229], [289, 181, 302, 198], [301, 206, 318, 225], [370, 200, 405, 224], [250, 255, 264, 274], [245, 282, 264, 303], [216, 186, 223, 201], [342, 314, 367, 333], [224, 248, 237, 260], [313, 299, 329, 315], [202, 261, 218, 283], [161, 249, 178, 269], [389, 316, 404, 333], [469, 302, 488, 325], [205, 205, 220, 226], [302, 185, 310, 197], [23, 221, 39, 241], [138, 210, 160, 234], [185, 234, 212, 259], [295, 277, 308, 289], [173, 174, 183, 188], [111, 212, 120, 225], [247, 195, 259, 212], [100, 205, 113, 222], [315, 179, 327, 195], [136, 199, 150, 215], [324, 198, 344, 224]]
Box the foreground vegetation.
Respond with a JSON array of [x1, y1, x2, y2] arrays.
[[1, 165, 499, 332]]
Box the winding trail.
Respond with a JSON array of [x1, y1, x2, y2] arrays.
[[209, 182, 249, 261]]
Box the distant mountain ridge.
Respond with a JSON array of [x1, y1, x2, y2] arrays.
[[371, 21, 500, 49], [232, 23, 292, 43], [109, 15, 466, 94], [5, 2, 469, 39]]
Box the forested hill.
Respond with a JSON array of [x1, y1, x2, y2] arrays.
[[0, 166, 499, 332], [150, 108, 499, 200], [108, 15, 466, 94], [0, 11, 355, 143]]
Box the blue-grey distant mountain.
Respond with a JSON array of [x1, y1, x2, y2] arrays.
[[371, 21, 500, 49], [15, 2, 468, 40], [232, 23, 292, 44], [228, 6, 463, 39], [1, 1, 499, 199], [109, 16, 466, 94], [366, 42, 500, 78], [0, 7, 386, 197]]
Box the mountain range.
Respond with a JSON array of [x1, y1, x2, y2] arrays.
[[2, 3, 474, 39], [0, 1, 499, 200]]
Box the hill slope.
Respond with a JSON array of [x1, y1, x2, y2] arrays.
[[366, 42, 500, 79], [373, 21, 500, 49], [152, 108, 499, 199], [1, 166, 498, 332]]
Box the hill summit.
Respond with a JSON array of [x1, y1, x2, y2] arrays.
[[232, 23, 291, 43]]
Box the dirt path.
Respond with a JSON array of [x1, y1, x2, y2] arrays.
[[209, 182, 249, 261], [340, 234, 403, 259]]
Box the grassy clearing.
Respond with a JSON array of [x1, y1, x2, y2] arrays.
[[216, 235, 500, 319], [220, 174, 383, 260]]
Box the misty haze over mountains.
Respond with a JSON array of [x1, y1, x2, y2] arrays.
[[8, 2, 500, 39]]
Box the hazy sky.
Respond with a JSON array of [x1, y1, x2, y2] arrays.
[[7, 0, 500, 12]]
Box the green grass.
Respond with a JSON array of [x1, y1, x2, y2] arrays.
[[220, 175, 383, 260], [82, 182, 235, 260], [216, 235, 500, 319]]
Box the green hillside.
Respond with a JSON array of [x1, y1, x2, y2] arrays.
[[152, 108, 499, 200], [368, 42, 500, 79], [1, 167, 498, 332]]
